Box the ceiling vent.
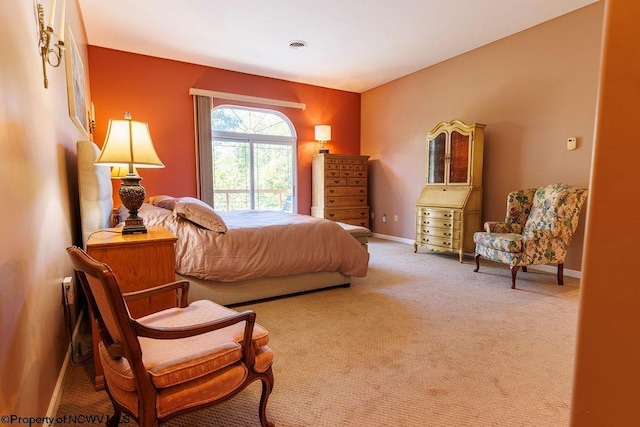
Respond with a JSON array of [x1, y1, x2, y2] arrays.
[[289, 40, 308, 50]]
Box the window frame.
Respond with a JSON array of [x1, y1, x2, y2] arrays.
[[206, 104, 298, 212]]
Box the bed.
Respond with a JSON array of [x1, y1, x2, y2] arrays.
[[77, 140, 370, 305]]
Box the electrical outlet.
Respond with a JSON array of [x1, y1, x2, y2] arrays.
[[371, 212, 375, 219], [63, 276, 74, 305], [382, 214, 388, 223], [567, 137, 577, 150], [393, 215, 398, 222]]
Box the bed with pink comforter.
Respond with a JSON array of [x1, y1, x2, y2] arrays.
[[126, 202, 370, 283]]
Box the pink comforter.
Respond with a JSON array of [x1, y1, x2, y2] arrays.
[[132, 204, 369, 282]]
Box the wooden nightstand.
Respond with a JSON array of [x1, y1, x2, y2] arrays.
[[86, 225, 177, 390]]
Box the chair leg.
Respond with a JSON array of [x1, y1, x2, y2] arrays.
[[258, 369, 275, 427], [557, 263, 564, 286], [474, 254, 481, 272], [106, 407, 121, 427], [510, 266, 520, 289]]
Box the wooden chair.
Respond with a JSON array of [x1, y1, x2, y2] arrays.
[[66, 246, 275, 427]]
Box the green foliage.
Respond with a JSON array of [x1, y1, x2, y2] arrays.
[[211, 106, 294, 211]]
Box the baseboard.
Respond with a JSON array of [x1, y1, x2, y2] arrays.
[[44, 308, 84, 427], [371, 233, 582, 279], [526, 264, 582, 279], [371, 232, 414, 245]]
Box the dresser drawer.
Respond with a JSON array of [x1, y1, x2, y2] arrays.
[[347, 177, 367, 186], [416, 235, 461, 251], [326, 186, 367, 196], [325, 207, 369, 221], [325, 177, 347, 186], [325, 195, 367, 207], [340, 169, 367, 178], [417, 217, 460, 230], [342, 163, 367, 171], [325, 169, 342, 178], [417, 208, 461, 221], [417, 226, 460, 240]]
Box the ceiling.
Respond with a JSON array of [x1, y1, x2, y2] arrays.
[[78, 0, 598, 93]]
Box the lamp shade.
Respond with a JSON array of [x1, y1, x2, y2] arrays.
[[315, 125, 331, 142], [95, 115, 164, 168]]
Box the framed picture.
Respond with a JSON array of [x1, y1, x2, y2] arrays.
[[65, 26, 88, 136]]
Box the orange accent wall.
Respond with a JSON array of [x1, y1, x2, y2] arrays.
[[571, 0, 640, 424], [87, 47, 361, 214]]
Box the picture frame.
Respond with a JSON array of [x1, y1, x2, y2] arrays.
[[65, 25, 88, 136]]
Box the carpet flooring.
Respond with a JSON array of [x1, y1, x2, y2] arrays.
[[55, 238, 580, 426]]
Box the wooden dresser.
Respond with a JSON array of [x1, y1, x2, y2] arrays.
[[414, 120, 485, 262], [86, 226, 177, 389], [311, 153, 370, 228]]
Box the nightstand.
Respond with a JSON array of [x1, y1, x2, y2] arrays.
[[86, 225, 177, 390]]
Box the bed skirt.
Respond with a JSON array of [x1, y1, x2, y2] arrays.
[[178, 271, 351, 306]]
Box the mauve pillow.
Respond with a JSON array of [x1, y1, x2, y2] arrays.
[[173, 197, 227, 233], [148, 195, 177, 211]]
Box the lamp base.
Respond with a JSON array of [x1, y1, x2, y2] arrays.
[[319, 148, 330, 154], [122, 222, 148, 235], [119, 174, 147, 235]]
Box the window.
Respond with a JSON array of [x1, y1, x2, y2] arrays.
[[209, 105, 296, 212]]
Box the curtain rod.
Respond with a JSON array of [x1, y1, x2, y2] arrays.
[[189, 88, 306, 110]]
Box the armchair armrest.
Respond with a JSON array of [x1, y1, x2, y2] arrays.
[[484, 222, 522, 234], [131, 310, 257, 367], [123, 280, 190, 308]]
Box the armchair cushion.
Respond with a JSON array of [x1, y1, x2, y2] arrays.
[[137, 300, 270, 389], [473, 232, 522, 253]]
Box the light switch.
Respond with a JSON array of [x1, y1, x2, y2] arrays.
[[567, 137, 577, 150]]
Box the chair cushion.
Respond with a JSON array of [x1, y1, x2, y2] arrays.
[[100, 300, 271, 390], [139, 300, 270, 388], [473, 232, 523, 253]]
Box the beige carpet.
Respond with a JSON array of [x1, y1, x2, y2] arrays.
[[56, 238, 580, 426]]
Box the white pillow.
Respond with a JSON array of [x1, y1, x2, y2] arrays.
[[173, 197, 227, 233]]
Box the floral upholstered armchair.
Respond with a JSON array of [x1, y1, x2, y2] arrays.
[[473, 184, 588, 289]]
